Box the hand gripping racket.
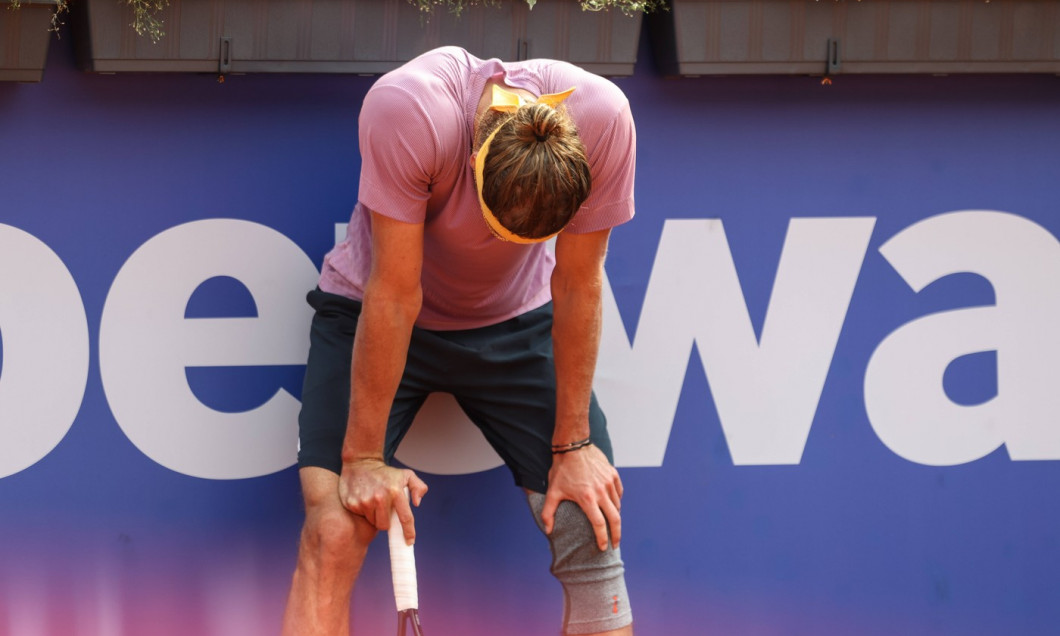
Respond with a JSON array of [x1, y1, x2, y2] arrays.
[[388, 491, 424, 636]]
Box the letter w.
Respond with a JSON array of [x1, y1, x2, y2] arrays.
[[596, 218, 875, 466]]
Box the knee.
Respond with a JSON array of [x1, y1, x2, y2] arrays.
[[541, 499, 624, 581], [527, 494, 633, 634], [302, 507, 375, 562]]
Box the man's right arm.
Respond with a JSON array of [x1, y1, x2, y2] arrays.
[[338, 211, 427, 545]]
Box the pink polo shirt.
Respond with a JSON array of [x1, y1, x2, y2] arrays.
[[318, 46, 636, 330]]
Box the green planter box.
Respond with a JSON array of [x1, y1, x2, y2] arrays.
[[0, 0, 57, 82], [72, 0, 641, 76]]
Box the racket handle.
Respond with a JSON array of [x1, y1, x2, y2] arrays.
[[388, 490, 419, 612]]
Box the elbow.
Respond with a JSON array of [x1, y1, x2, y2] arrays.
[[399, 286, 423, 323], [363, 280, 422, 325], [551, 276, 603, 317], [551, 263, 604, 302]]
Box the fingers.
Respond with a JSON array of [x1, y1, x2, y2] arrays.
[[603, 469, 623, 548], [349, 489, 390, 530], [601, 495, 621, 549], [338, 464, 428, 542], [541, 492, 561, 535], [577, 491, 621, 551], [346, 485, 414, 541], [544, 482, 623, 550], [603, 470, 622, 513], [545, 447, 624, 551], [583, 504, 609, 551], [405, 470, 429, 507], [393, 470, 427, 545], [372, 480, 422, 543], [391, 491, 417, 546]]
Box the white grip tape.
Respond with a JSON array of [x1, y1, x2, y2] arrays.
[[388, 499, 419, 611]]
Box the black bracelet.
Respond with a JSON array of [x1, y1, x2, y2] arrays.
[[551, 438, 593, 454], [551, 436, 591, 451]]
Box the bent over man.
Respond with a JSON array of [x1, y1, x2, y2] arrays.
[[282, 45, 637, 636]]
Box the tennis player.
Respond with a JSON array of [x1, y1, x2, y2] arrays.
[[282, 45, 637, 636]]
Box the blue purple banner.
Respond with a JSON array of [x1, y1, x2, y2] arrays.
[[2, 30, 1059, 636]]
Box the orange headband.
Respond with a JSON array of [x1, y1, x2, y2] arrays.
[[475, 84, 576, 244]]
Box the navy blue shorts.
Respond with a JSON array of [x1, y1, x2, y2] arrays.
[[296, 288, 612, 494]]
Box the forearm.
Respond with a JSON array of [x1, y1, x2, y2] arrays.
[[550, 265, 603, 446], [545, 254, 623, 552], [340, 285, 422, 464]]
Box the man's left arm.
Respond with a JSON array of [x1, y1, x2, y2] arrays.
[[541, 227, 624, 552]]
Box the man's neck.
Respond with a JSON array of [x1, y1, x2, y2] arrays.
[[474, 80, 536, 124]]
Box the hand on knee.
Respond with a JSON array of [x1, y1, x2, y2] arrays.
[[527, 494, 633, 634], [305, 508, 376, 564]]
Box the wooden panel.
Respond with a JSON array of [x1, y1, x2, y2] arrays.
[[72, 0, 641, 76], [650, 0, 1060, 76], [0, 0, 57, 82]]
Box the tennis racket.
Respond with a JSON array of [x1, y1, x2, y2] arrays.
[[388, 491, 424, 636]]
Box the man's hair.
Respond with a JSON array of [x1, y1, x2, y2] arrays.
[[476, 104, 592, 240]]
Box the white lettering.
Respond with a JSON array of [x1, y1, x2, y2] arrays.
[[0, 225, 89, 478], [597, 218, 875, 466], [5, 210, 1057, 479], [865, 210, 1060, 465], [98, 220, 319, 479]]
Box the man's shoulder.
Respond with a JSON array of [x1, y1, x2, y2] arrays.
[[375, 46, 477, 88], [515, 58, 630, 116], [362, 49, 473, 128]]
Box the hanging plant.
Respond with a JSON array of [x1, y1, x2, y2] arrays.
[[409, 0, 664, 17], [7, 0, 168, 41], [122, 0, 167, 42], [7, 0, 66, 32], [10, 0, 659, 43]]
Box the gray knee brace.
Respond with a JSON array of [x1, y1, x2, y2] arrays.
[[527, 492, 633, 635]]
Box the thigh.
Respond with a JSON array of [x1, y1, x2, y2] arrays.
[[297, 289, 430, 474], [457, 390, 610, 495], [445, 303, 614, 494]]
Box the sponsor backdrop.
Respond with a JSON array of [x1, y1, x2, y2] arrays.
[[2, 27, 1059, 636]]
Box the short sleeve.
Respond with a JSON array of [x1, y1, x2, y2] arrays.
[[564, 101, 637, 234], [356, 84, 438, 224]]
